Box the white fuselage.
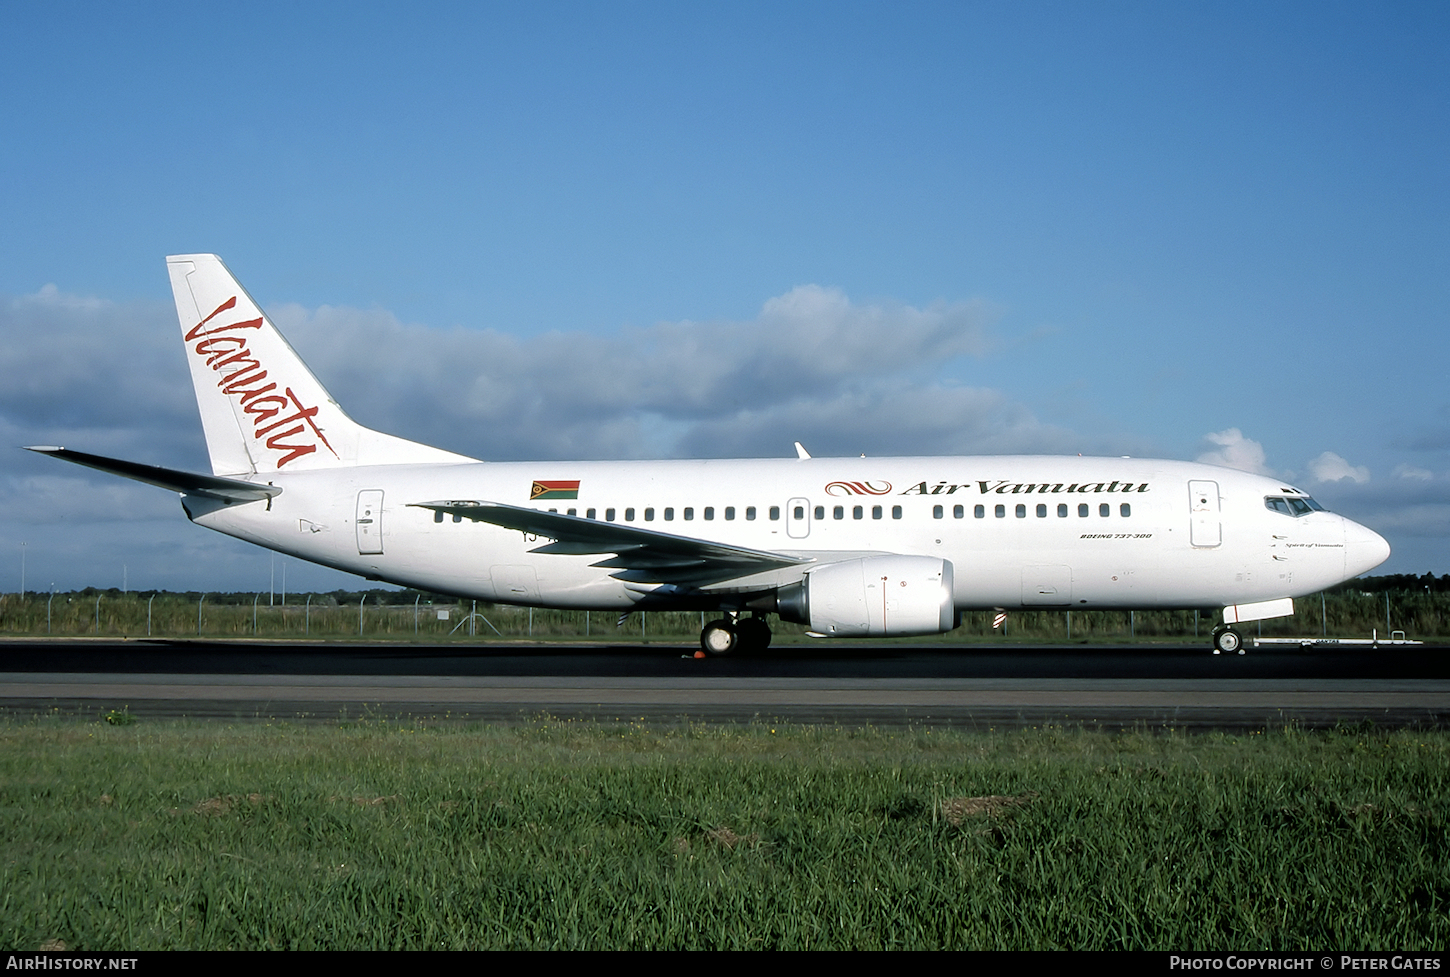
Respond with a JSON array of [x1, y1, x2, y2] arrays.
[[185, 454, 1389, 613]]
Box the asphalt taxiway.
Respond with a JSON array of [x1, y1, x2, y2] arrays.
[[1, 637, 1447, 729]]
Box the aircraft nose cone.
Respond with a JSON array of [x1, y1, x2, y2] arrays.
[[1344, 518, 1391, 577]]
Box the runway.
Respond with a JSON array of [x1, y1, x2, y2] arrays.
[[2, 637, 1448, 729]]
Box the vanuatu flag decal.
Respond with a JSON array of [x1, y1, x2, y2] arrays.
[[530, 480, 580, 501]]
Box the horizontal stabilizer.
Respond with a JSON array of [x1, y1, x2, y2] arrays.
[[25, 446, 281, 503], [411, 500, 810, 586]]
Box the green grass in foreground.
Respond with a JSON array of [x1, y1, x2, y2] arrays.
[[1, 718, 1446, 950]]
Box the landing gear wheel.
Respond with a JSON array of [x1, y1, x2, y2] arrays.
[[700, 619, 739, 656], [735, 617, 773, 654], [1212, 627, 1244, 656]]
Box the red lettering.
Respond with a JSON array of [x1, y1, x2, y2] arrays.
[[286, 387, 338, 457], [242, 392, 290, 425], [264, 425, 318, 467], [238, 383, 279, 405], [188, 296, 237, 335], [185, 315, 262, 342], [193, 335, 250, 364], [257, 404, 319, 437], [183, 302, 342, 466], [219, 365, 268, 396]]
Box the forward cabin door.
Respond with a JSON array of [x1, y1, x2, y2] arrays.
[[356, 489, 384, 554], [1188, 480, 1221, 548], [787, 497, 811, 539]]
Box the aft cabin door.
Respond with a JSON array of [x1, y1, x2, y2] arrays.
[[356, 490, 384, 555], [1188, 480, 1221, 548]]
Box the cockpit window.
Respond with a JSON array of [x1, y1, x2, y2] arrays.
[[1265, 495, 1327, 516]]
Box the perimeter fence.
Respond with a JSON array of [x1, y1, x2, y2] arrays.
[[1, 581, 1446, 642]]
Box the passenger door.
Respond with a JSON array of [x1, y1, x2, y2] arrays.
[[787, 497, 811, 539], [1188, 480, 1221, 548], [356, 489, 384, 554]]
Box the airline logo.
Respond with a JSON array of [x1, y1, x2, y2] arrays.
[[531, 480, 580, 500], [900, 480, 1151, 495], [185, 297, 338, 469], [824, 481, 893, 496]]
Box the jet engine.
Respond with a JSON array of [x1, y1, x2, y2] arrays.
[[776, 555, 957, 637]]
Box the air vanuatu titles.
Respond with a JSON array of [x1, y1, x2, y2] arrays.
[[896, 479, 1152, 495]]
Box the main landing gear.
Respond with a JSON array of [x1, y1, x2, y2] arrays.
[[1211, 626, 1244, 655], [699, 614, 772, 656]]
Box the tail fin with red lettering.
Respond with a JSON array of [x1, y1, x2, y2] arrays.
[[166, 254, 473, 476]]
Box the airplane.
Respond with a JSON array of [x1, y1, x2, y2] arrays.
[[28, 254, 1392, 656]]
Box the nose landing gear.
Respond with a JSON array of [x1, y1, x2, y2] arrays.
[[1211, 626, 1244, 655]]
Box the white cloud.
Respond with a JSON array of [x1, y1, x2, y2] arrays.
[[1196, 428, 1275, 475], [1393, 464, 1434, 482], [1, 281, 1080, 587], [1307, 451, 1370, 484], [267, 285, 1031, 460], [0, 286, 194, 444]]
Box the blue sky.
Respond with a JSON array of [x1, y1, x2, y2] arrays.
[[1, 2, 1446, 593]]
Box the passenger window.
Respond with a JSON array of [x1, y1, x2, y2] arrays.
[[1058, 504, 1068, 518], [586, 508, 596, 520], [746, 507, 756, 520], [793, 506, 804, 520], [664, 507, 674, 521], [768, 507, 778, 520], [684, 507, 694, 520], [953, 504, 964, 519], [1120, 503, 1131, 517], [644, 507, 654, 521], [853, 505, 863, 520], [892, 505, 902, 519], [814, 506, 825, 520], [933, 505, 943, 519], [1036, 504, 1046, 518], [1078, 504, 1088, 517], [434, 510, 443, 523], [872, 505, 883, 519], [1016, 504, 1026, 518], [625, 508, 635, 521], [975, 505, 985, 518], [725, 507, 735, 520], [567, 508, 577, 516], [1099, 503, 1109, 517], [704, 507, 714, 520], [605, 508, 616, 522], [833, 505, 844, 520], [995, 505, 1005, 518]]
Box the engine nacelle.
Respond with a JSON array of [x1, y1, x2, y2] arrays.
[[776, 555, 957, 637]]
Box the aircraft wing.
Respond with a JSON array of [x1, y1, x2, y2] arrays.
[[25, 446, 282, 503], [412, 500, 812, 587]]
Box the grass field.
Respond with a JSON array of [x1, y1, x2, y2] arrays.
[[2, 717, 1445, 950]]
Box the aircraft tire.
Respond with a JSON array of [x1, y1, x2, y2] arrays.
[[701, 620, 739, 656], [1213, 627, 1244, 655], [736, 617, 773, 654]]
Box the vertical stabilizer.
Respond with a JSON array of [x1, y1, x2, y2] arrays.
[[166, 254, 473, 475]]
